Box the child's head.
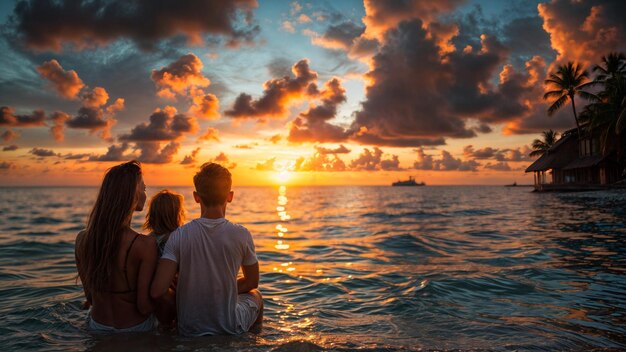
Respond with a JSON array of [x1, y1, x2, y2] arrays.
[[193, 162, 233, 207], [144, 190, 185, 235]]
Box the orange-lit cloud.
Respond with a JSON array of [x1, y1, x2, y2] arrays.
[[226, 59, 318, 120], [151, 54, 211, 99], [36, 60, 85, 99], [2, 129, 20, 142], [49, 111, 70, 141], [198, 127, 220, 142], [1, 106, 47, 127]]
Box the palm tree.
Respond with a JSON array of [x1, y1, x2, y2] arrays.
[[593, 52, 626, 90], [544, 62, 597, 136], [530, 129, 559, 157]]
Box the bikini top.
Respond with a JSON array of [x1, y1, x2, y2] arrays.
[[108, 233, 141, 294]]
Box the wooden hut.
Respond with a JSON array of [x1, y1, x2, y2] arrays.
[[525, 127, 622, 191]]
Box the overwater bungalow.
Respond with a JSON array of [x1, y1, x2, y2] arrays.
[[525, 126, 624, 191]]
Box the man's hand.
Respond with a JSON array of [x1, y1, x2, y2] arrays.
[[237, 261, 259, 294]]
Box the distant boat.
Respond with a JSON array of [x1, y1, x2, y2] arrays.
[[392, 176, 425, 187], [505, 181, 518, 187]]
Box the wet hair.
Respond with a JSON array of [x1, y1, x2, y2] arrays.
[[78, 160, 142, 293], [143, 190, 185, 236], [193, 162, 232, 207]]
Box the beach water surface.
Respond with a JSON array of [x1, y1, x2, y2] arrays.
[[0, 186, 625, 351]]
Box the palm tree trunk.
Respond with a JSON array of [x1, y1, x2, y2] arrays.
[[570, 94, 581, 136]]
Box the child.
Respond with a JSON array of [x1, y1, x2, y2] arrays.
[[144, 190, 186, 256], [143, 189, 185, 329]]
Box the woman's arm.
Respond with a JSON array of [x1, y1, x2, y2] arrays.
[[74, 231, 91, 309], [135, 235, 158, 315]]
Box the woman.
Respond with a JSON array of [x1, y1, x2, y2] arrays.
[[75, 160, 157, 332]]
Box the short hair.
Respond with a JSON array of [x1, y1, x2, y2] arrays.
[[193, 162, 232, 206], [143, 190, 185, 235]]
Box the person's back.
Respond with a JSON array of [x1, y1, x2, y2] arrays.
[[151, 162, 262, 336], [163, 218, 257, 335], [75, 160, 157, 333]]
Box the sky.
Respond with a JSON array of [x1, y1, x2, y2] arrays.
[[0, 0, 625, 186]]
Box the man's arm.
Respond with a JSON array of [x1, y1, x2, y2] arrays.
[[237, 261, 259, 294], [151, 259, 178, 300]]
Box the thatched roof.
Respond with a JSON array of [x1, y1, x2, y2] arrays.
[[563, 154, 606, 170], [525, 132, 578, 172]]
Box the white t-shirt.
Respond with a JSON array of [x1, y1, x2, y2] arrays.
[[161, 217, 258, 336]]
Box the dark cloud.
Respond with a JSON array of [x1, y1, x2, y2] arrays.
[[288, 77, 349, 143], [119, 107, 197, 142], [2, 145, 19, 151], [225, 59, 318, 119], [463, 145, 499, 160], [483, 161, 512, 171], [0, 106, 47, 127], [88, 142, 132, 162], [266, 58, 293, 77], [308, 21, 365, 51], [65, 106, 115, 140], [503, 15, 554, 64], [10, 0, 259, 51], [63, 153, 90, 160], [36, 59, 84, 99], [135, 141, 180, 164], [413, 148, 479, 171], [0, 161, 17, 170], [29, 147, 58, 157], [180, 147, 201, 165], [315, 144, 350, 154], [212, 152, 237, 169]]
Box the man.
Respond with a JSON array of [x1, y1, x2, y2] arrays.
[[151, 162, 262, 336]]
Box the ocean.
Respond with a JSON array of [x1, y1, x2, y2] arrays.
[[0, 186, 625, 351]]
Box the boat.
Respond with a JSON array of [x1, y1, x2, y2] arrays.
[[392, 176, 425, 187], [505, 181, 517, 187]]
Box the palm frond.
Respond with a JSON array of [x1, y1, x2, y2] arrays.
[[547, 95, 568, 116], [577, 90, 600, 102], [544, 90, 565, 100]]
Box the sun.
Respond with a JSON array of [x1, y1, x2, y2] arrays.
[[275, 170, 292, 184]]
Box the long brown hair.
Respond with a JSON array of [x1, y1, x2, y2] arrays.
[[143, 189, 185, 237], [79, 160, 142, 293]]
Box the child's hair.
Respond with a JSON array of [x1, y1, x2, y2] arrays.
[[143, 189, 185, 236], [193, 162, 232, 206]]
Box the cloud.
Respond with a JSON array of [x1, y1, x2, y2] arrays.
[[36, 60, 85, 99], [483, 161, 511, 171], [49, 111, 70, 141], [463, 145, 498, 160], [267, 134, 282, 144], [198, 127, 220, 142], [413, 148, 479, 171], [282, 21, 295, 33], [349, 147, 401, 171], [225, 59, 318, 120], [135, 141, 180, 164], [307, 21, 365, 51], [0, 161, 17, 170], [180, 147, 201, 165], [66, 106, 116, 141], [151, 54, 210, 99], [288, 77, 349, 143], [233, 143, 257, 149], [212, 152, 237, 169], [120, 107, 198, 142], [0, 106, 47, 127], [63, 153, 90, 160], [10, 0, 259, 51], [315, 144, 350, 154], [538, 0, 626, 67], [189, 92, 220, 119], [362, 0, 464, 39], [294, 152, 346, 172], [2, 129, 20, 142], [2, 145, 19, 151], [81, 87, 109, 108], [29, 147, 58, 157], [255, 157, 276, 171], [88, 142, 132, 162]]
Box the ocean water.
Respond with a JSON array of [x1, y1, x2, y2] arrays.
[[0, 185, 625, 351]]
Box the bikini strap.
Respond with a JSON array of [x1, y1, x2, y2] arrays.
[[123, 233, 141, 291]]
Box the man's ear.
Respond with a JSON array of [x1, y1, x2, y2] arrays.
[[193, 191, 201, 204], [227, 190, 234, 203]]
